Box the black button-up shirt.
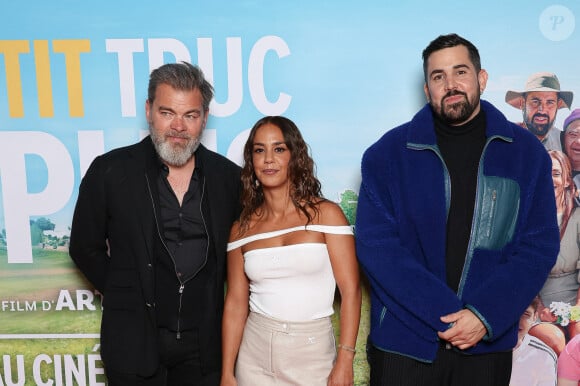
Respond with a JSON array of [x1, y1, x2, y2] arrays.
[[158, 160, 208, 283]]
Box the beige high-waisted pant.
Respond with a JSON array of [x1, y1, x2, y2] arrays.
[[235, 311, 336, 385]]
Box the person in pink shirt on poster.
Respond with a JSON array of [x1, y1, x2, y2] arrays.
[[558, 334, 580, 386]]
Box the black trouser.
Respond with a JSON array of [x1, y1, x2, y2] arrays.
[[105, 328, 220, 386], [368, 342, 512, 386]]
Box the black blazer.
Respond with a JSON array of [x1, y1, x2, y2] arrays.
[[69, 137, 241, 375]]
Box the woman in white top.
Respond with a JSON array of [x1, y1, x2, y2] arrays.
[[220, 116, 361, 386]]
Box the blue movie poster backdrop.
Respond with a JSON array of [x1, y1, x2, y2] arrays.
[[0, 1, 578, 384]]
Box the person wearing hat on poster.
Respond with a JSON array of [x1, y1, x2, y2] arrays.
[[562, 109, 580, 176], [505, 72, 573, 151]]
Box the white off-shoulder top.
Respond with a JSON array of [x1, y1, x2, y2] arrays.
[[227, 225, 353, 321]]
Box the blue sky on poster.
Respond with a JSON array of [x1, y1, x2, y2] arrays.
[[0, 0, 579, 239]]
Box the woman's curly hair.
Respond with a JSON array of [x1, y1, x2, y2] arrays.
[[238, 116, 324, 234]]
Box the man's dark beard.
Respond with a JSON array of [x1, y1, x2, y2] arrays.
[[435, 90, 478, 125], [524, 113, 553, 137]]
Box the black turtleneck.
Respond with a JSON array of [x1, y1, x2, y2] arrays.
[[434, 109, 487, 293]]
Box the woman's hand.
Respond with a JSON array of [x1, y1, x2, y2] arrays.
[[327, 352, 355, 386], [220, 374, 238, 386]]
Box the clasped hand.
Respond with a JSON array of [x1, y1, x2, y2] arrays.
[[437, 309, 486, 350]]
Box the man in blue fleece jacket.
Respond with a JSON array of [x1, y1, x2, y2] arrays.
[[356, 33, 559, 386]]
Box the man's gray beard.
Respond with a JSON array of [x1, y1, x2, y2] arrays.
[[151, 131, 201, 167]]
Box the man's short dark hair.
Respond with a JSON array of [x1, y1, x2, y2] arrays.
[[422, 33, 481, 81]]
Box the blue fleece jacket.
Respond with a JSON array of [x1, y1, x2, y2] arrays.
[[356, 100, 559, 362]]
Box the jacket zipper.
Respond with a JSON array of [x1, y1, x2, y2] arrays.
[[176, 283, 184, 339], [176, 175, 209, 338], [486, 190, 497, 238]]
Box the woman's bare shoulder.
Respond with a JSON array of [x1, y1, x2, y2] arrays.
[[228, 220, 242, 242], [315, 200, 349, 226]]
